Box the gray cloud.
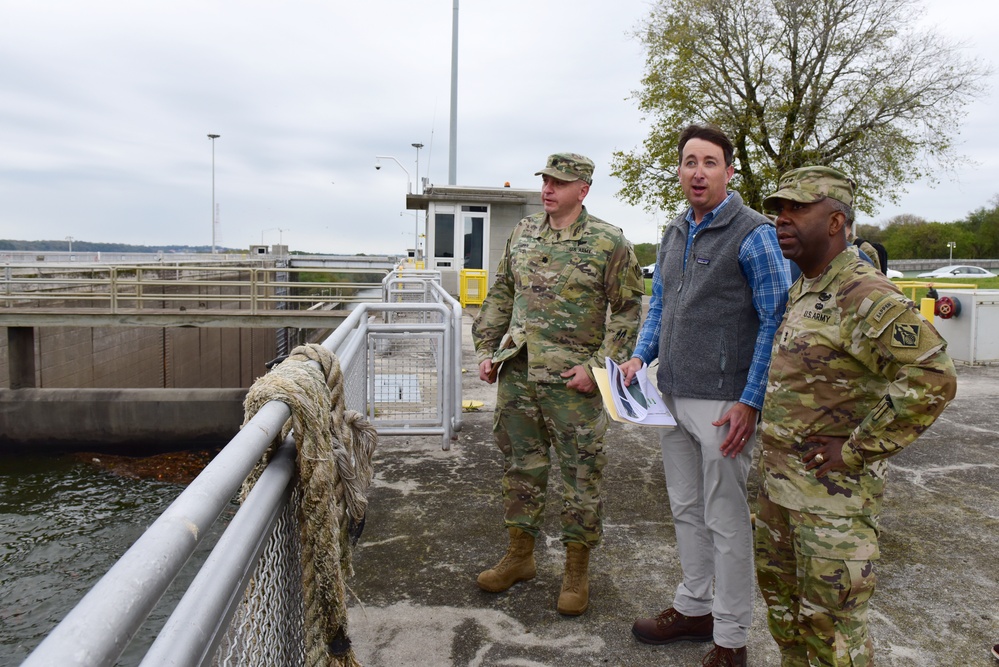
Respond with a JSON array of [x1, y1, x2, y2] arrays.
[[0, 0, 995, 254]]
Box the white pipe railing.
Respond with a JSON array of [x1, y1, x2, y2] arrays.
[[21, 275, 464, 665]]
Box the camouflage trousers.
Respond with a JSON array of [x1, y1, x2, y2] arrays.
[[493, 352, 608, 547], [755, 491, 879, 667]]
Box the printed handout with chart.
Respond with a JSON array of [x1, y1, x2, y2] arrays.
[[593, 358, 676, 427]]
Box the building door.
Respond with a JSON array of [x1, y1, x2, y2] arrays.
[[431, 205, 456, 269], [462, 206, 488, 270]]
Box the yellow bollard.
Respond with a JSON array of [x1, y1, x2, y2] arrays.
[[920, 297, 935, 324]]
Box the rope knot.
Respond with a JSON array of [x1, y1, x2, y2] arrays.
[[241, 345, 376, 666]]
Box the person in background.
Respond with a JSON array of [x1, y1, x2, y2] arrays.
[[756, 165, 957, 666], [621, 124, 791, 667], [845, 216, 885, 273], [472, 152, 644, 616]]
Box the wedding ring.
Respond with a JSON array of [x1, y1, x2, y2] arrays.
[[814, 453, 825, 464]]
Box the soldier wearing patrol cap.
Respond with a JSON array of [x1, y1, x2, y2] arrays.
[[756, 165, 958, 666], [472, 152, 644, 616]]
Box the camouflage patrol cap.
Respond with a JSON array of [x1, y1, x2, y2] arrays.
[[535, 153, 594, 184], [763, 165, 855, 210]]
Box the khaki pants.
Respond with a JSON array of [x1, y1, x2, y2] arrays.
[[660, 395, 755, 649]]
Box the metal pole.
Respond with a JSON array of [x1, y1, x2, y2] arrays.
[[412, 143, 423, 259], [449, 0, 458, 184], [207, 134, 220, 254], [375, 155, 413, 257]]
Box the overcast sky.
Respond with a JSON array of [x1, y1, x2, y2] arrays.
[[1, 0, 997, 255]]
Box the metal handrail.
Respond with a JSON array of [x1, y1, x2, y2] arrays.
[[20, 400, 292, 667], [1, 264, 389, 314], [428, 280, 464, 434], [140, 437, 298, 667], [20, 275, 463, 666]]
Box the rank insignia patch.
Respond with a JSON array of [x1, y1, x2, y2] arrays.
[[891, 322, 920, 348]]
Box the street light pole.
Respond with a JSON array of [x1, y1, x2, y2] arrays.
[[412, 143, 424, 259], [375, 155, 416, 258], [207, 134, 220, 254], [411, 143, 424, 195], [374, 155, 411, 192], [261, 227, 289, 246], [947, 241, 956, 263]]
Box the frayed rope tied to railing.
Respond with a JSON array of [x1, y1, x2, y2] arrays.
[[241, 343, 377, 667]]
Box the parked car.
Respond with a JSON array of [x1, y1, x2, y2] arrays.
[[642, 263, 656, 278], [886, 268, 903, 279], [916, 265, 997, 279]]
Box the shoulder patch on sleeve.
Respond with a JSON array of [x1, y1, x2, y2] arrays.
[[890, 322, 921, 348], [862, 293, 906, 337]]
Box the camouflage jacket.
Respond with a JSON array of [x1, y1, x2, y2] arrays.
[[472, 207, 644, 384], [759, 247, 957, 516]]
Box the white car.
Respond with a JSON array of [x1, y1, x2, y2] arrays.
[[642, 263, 656, 278], [886, 268, 903, 279], [916, 265, 997, 279]]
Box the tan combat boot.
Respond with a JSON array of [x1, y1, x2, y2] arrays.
[[476, 527, 536, 592], [556, 542, 590, 615]]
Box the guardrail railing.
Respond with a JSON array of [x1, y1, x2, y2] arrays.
[[21, 277, 463, 666], [1, 264, 389, 314]]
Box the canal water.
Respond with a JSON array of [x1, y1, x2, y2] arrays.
[[0, 452, 232, 665]]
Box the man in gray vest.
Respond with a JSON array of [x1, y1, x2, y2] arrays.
[[620, 124, 790, 667]]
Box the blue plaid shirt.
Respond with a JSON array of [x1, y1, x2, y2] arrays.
[[633, 193, 790, 410]]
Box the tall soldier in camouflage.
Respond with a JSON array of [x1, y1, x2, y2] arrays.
[[472, 152, 644, 616], [757, 166, 958, 666]]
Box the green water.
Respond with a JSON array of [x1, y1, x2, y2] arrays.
[[0, 455, 229, 665]]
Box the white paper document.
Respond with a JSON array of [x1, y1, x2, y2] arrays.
[[594, 358, 676, 427]]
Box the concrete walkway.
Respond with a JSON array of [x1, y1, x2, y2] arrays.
[[346, 309, 999, 666]]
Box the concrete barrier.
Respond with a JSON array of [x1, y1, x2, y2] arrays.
[[0, 388, 247, 454]]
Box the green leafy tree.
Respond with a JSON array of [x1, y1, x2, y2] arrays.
[[613, 0, 989, 217], [880, 218, 977, 260], [957, 196, 999, 258], [633, 242, 659, 266]]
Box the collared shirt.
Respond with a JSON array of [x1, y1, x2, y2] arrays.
[[633, 193, 789, 410]]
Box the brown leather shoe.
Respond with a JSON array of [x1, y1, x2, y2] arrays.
[[702, 644, 746, 667], [631, 607, 713, 645]]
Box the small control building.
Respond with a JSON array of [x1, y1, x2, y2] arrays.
[[407, 185, 543, 296]]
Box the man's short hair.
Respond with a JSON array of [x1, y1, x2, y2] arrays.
[[828, 198, 855, 226], [677, 124, 735, 167]]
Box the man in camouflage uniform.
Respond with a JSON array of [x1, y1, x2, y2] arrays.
[[845, 217, 883, 273], [471, 152, 644, 616], [757, 165, 958, 666]]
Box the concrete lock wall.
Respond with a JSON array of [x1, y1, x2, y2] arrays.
[[0, 325, 276, 390], [0, 388, 249, 454], [0, 325, 277, 452]]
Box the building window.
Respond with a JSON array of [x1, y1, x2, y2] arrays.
[[435, 213, 455, 258]]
